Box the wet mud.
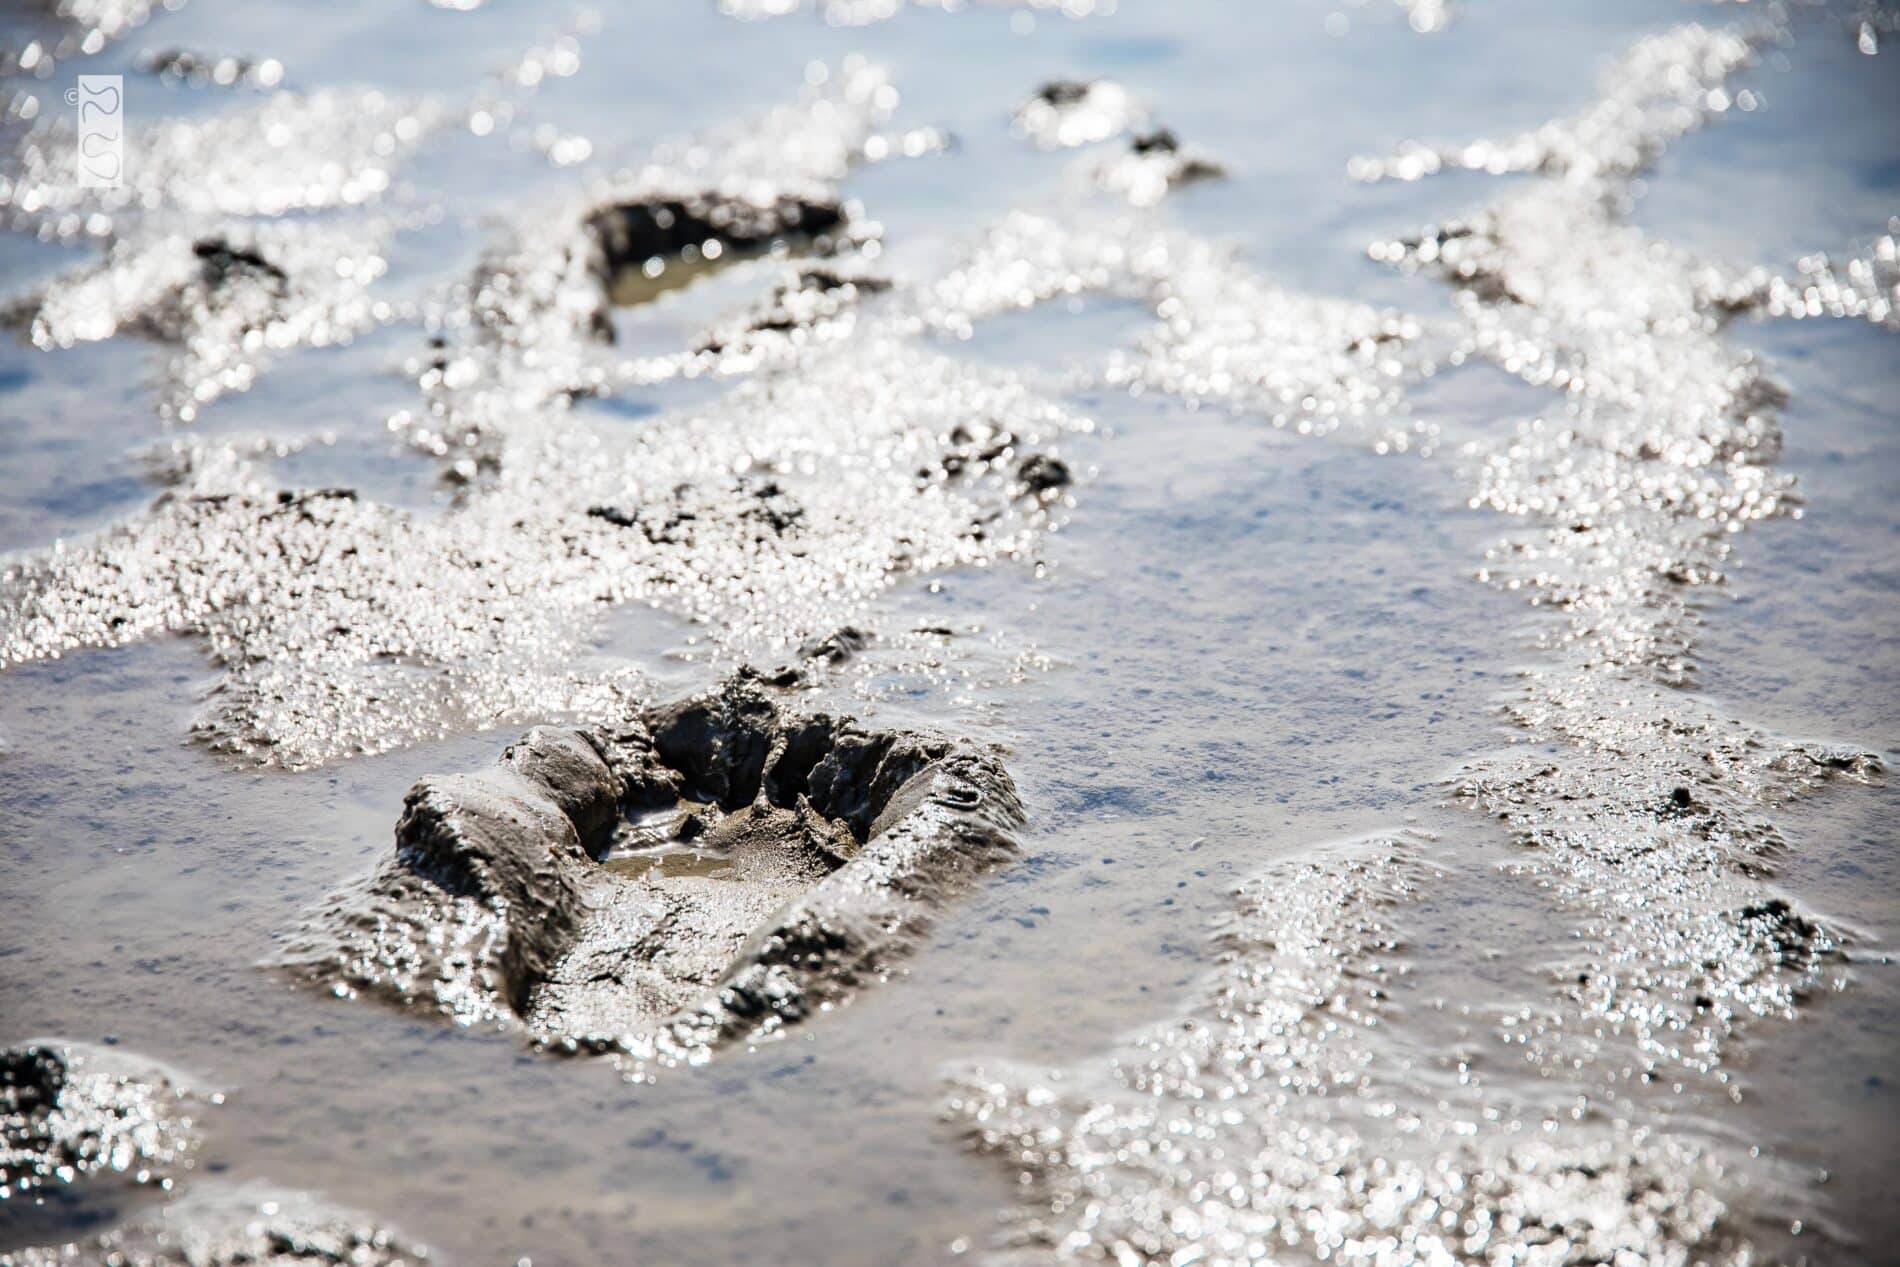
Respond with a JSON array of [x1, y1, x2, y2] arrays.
[[0, 1, 1894, 1263], [0, 1043, 416, 1266], [951, 840, 1769, 1265], [1, 1041, 200, 1243], [1081, 127, 1224, 207], [1012, 79, 1144, 149], [281, 674, 1022, 1069], [1, 1188, 429, 1267], [588, 193, 850, 308], [0, 59, 1085, 770], [1354, 21, 1889, 1075], [941, 16, 1898, 1265]]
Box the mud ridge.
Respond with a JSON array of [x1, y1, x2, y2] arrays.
[[4, 223, 390, 422], [400, 57, 939, 477], [923, 209, 1426, 435], [0, 1187, 432, 1267], [948, 19, 1891, 1258], [679, 263, 891, 377], [1, 21, 583, 421], [948, 839, 1767, 1265], [1353, 20, 1892, 1074], [0, 63, 1080, 768], [1, 80, 439, 420]]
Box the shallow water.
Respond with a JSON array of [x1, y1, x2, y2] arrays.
[[1, 1, 1896, 1264]]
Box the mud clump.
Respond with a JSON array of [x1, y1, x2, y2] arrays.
[[586, 193, 851, 309], [798, 625, 871, 666], [1, 1042, 201, 1208], [1127, 129, 1177, 156], [1085, 127, 1225, 206], [280, 673, 1022, 1067], [1013, 79, 1144, 149], [190, 238, 289, 290], [1, 1045, 421, 1266], [757, 625, 874, 689], [1012, 81, 1224, 204], [0, 1189, 430, 1267], [1014, 453, 1071, 495], [1737, 898, 1826, 971]]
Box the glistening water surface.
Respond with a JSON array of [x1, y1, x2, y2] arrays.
[[1, 2, 1896, 1264]]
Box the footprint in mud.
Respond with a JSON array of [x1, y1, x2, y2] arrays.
[[278, 672, 1023, 1070]]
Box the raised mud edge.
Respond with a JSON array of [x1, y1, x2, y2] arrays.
[[277, 672, 1024, 1061]]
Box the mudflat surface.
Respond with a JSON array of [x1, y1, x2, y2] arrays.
[[1, 2, 1897, 1264]]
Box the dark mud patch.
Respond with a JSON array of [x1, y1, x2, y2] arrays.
[[279, 672, 1022, 1068], [588, 193, 854, 309], [136, 49, 285, 91], [0, 1041, 205, 1254]]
